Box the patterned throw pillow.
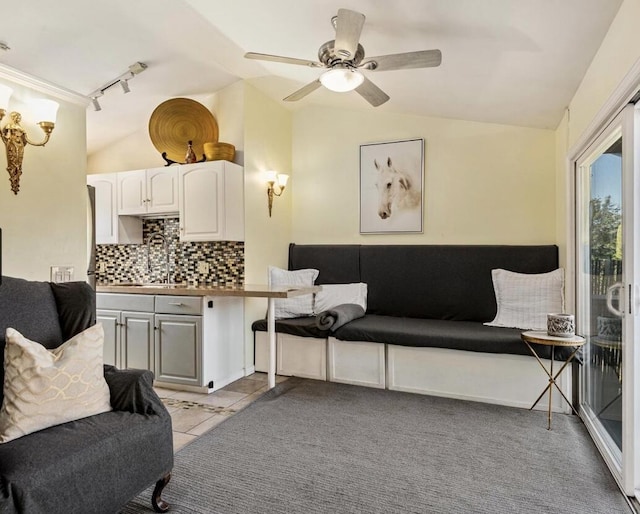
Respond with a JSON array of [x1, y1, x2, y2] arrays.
[[0, 323, 112, 443], [484, 268, 565, 331], [269, 266, 319, 319]]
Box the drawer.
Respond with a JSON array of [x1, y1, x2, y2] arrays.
[[154, 295, 203, 315], [96, 293, 154, 312]]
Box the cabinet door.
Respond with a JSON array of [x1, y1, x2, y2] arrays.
[[121, 311, 155, 371], [179, 163, 225, 241], [97, 309, 120, 367], [88, 173, 118, 244], [117, 170, 147, 215], [147, 167, 179, 214], [154, 314, 202, 386]]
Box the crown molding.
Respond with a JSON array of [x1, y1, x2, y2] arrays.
[[0, 63, 89, 107]]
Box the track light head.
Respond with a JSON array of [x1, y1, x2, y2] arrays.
[[120, 80, 130, 94], [91, 97, 102, 111]]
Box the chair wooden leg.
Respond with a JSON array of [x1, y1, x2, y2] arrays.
[[152, 473, 171, 513]]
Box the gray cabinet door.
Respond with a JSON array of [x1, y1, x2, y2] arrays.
[[97, 309, 121, 367], [154, 314, 202, 386], [121, 311, 155, 371]]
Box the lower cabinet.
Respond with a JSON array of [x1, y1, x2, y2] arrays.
[[97, 309, 121, 367], [122, 311, 155, 371], [154, 314, 202, 387], [96, 293, 244, 391], [97, 309, 157, 372]]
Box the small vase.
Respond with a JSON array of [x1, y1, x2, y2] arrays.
[[185, 140, 197, 164]]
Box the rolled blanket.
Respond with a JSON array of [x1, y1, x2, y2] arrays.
[[315, 303, 365, 332]]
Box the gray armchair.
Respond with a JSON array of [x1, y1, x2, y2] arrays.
[[0, 276, 173, 514]]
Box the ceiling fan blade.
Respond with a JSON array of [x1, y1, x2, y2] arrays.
[[244, 52, 323, 68], [283, 79, 322, 102], [361, 50, 442, 71], [355, 76, 390, 107], [333, 8, 365, 60]]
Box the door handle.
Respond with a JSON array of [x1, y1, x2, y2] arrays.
[[606, 281, 625, 317]]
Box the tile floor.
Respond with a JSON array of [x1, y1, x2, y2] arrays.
[[154, 372, 288, 452]]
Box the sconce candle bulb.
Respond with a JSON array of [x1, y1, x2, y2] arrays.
[[266, 171, 289, 217], [0, 87, 58, 194]]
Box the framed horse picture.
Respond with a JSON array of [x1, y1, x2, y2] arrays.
[[359, 138, 424, 234]]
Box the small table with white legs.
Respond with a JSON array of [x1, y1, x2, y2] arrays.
[[521, 330, 586, 430], [257, 285, 321, 389]]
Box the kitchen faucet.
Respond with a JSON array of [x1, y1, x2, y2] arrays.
[[146, 231, 170, 284]]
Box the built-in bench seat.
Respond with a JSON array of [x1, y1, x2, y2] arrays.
[[253, 315, 573, 360], [253, 244, 575, 413]]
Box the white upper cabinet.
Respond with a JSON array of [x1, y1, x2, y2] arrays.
[[88, 173, 142, 244], [178, 161, 244, 242], [147, 167, 179, 214], [118, 167, 179, 216]]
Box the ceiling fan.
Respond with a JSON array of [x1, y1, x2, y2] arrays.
[[245, 8, 442, 107]]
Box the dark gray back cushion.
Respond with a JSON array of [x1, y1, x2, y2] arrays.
[[288, 244, 559, 322], [0, 276, 63, 348], [50, 281, 96, 341], [289, 244, 361, 284], [360, 245, 559, 321], [0, 276, 64, 406]]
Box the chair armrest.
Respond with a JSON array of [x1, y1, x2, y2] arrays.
[[103, 365, 169, 417]]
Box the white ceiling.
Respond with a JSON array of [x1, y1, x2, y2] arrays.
[[0, 0, 623, 155]]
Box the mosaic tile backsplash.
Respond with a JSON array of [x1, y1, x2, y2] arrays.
[[96, 218, 244, 286]]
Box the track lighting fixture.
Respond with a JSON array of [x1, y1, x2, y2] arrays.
[[87, 61, 147, 110], [91, 96, 102, 112]]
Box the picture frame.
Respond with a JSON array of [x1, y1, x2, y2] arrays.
[[359, 138, 424, 234]]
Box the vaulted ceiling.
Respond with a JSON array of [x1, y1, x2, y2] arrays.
[[0, 0, 623, 155]]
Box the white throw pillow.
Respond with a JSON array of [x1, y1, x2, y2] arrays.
[[269, 266, 319, 319], [484, 268, 564, 331], [0, 323, 112, 443], [314, 283, 368, 314]]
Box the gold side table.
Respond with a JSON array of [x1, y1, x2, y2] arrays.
[[521, 330, 586, 430]]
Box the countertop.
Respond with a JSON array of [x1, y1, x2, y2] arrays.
[[96, 283, 321, 298]]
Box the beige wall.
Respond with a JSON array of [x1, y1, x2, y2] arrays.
[[242, 83, 293, 369], [566, 0, 640, 149], [86, 87, 246, 174], [553, 0, 639, 291], [291, 104, 556, 245], [0, 78, 87, 281]]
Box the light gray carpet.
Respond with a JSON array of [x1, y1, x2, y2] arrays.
[[122, 378, 631, 514]]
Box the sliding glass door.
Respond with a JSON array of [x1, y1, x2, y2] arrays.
[[576, 104, 640, 496]]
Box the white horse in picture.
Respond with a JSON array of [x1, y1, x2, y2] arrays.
[[374, 157, 421, 219]]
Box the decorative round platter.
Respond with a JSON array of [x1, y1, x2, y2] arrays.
[[149, 98, 218, 163]]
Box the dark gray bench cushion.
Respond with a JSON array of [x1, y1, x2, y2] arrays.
[[252, 317, 330, 339], [253, 314, 577, 360], [333, 315, 576, 360]]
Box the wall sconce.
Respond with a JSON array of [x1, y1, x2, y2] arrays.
[[266, 171, 289, 217], [0, 84, 59, 195]]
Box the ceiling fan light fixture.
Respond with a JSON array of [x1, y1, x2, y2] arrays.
[[320, 66, 364, 92]]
